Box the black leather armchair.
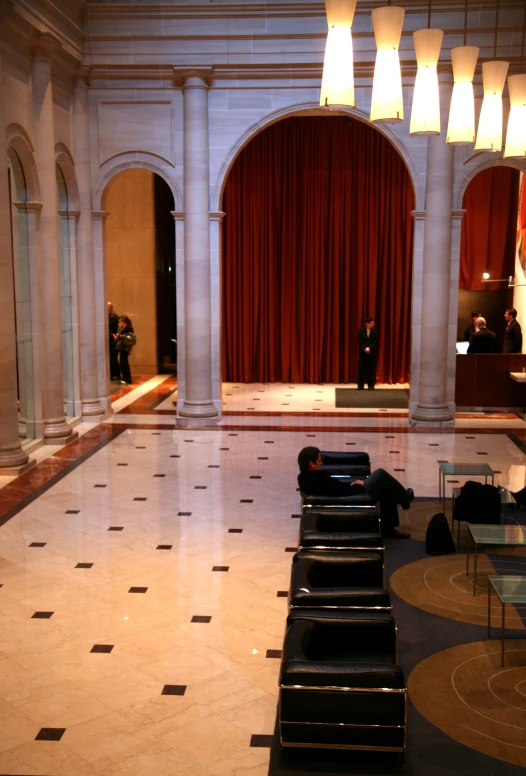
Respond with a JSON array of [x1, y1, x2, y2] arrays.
[[320, 450, 371, 478], [279, 611, 406, 752], [299, 509, 382, 551], [289, 550, 390, 610], [301, 493, 377, 512]]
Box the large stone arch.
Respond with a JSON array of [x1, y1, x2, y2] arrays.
[[6, 123, 40, 202], [93, 154, 182, 212], [211, 102, 423, 213], [55, 142, 80, 211], [454, 153, 526, 212]]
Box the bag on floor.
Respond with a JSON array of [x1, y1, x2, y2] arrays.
[[426, 512, 456, 555]]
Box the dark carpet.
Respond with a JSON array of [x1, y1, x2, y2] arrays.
[[335, 388, 409, 409], [268, 532, 526, 776]]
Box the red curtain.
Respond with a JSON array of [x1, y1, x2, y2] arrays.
[[221, 116, 414, 384], [459, 166, 519, 290]]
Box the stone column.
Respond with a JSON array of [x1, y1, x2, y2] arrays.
[[32, 34, 75, 441], [179, 74, 218, 418], [73, 70, 104, 417], [410, 132, 455, 425], [0, 54, 31, 472], [92, 210, 111, 414]]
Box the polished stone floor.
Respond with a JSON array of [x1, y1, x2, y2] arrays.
[[0, 380, 525, 775]]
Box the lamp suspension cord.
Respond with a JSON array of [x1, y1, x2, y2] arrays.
[[463, 0, 468, 47], [494, 0, 500, 60], [427, 0, 431, 30]]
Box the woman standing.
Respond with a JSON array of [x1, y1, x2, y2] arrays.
[[114, 315, 136, 384]]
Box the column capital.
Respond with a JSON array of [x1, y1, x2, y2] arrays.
[[452, 209, 467, 220], [411, 210, 426, 222], [171, 210, 185, 222], [75, 66, 92, 88], [58, 209, 80, 219], [32, 32, 61, 62], [209, 211, 225, 222], [92, 210, 109, 220], [174, 67, 213, 89], [13, 201, 42, 213]]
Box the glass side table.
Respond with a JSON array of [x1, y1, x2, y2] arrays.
[[488, 575, 526, 666], [466, 525, 526, 596], [438, 462, 494, 512]]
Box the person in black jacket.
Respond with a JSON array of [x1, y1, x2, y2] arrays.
[[114, 315, 135, 385], [108, 302, 120, 380], [503, 308, 522, 354], [467, 317, 499, 354], [463, 310, 481, 343], [358, 317, 378, 390], [297, 447, 412, 539]]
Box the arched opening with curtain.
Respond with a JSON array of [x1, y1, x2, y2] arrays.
[[221, 115, 415, 387]]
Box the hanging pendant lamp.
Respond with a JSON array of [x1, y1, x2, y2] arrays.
[[370, 5, 405, 123], [503, 74, 526, 158], [474, 60, 509, 152], [410, 28, 443, 135], [320, 0, 358, 108], [446, 46, 479, 143]]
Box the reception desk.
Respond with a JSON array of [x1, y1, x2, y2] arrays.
[[455, 354, 526, 409]]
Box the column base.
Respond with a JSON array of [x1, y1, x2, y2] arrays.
[[43, 418, 77, 441], [0, 442, 31, 471], [410, 402, 455, 426], [179, 401, 218, 418], [81, 399, 105, 417], [0, 457, 37, 476]]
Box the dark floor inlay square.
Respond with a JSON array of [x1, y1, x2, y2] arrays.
[[394, 469, 405, 472], [135, 446, 146, 449], [266, 649, 282, 659], [389, 451, 400, 454], [91, 644, 114, 653], [282, 403, 289, 406], [306, 434, 316, 437], [76, 563, 93, 569], [212, 566, 229, 572], [191, 615, 211, 623], [437, 460, 449, 463], [229, 433, 238, 436], [184, 440, 194, 443], [219, 447, 230, 451], [178, 512, 192, 516], [277, 591, 288, 597], [35, 728, 66, 742], [429, 443, 439, 446], [385, 435, 395, 438], [133, 497, 148, 501], [291, 514, 302, 519], [117, 463, 128, 467], [228, 528, 243, 533], [32, 611, 54, 619], [108, 526, 124, 531], [465, 436, 476, 439], [157, 545, 173, 550], [29, 542, 46, 547], [170, 454, 181, 458], [65, 510, 80, 514], [154, 474, 166, 478], [258, 456, 268, 460], [208, 465, 220, 468], [240, 499, 253, 503], [446, 479, 459, 483], [195, 485, 207, 489], [264, 441, 274, 444], [162, 684, 187, 696], [129, 587, 148, 593], [285, 547, 296, 552], [152, 432, 161, 435], [476, 452, 488, 455], [94, 484, 107, 488], [314, 399, 322, 402], [493, 470, 502, 474], [250, 475, 262, 479], [250, 734, 273, 748], [345, 442, 356, 445]]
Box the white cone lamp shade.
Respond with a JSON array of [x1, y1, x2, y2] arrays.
[[504, 74, 526, 158], [410, 28, 443, 135], [320, 0, 358, 108], [475, 60, 509, 152], [446, 46, 479, 144], [370, 5, 405, 123]]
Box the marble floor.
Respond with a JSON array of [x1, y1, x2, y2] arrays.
[[0, 380, 525, 775]]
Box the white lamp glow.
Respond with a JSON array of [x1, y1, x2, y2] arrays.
[[503, 74, 526, 158], [320, 0, 358, 108], [410, 28, 443, 135], [475, 60, 509, 152], [446, 46, 479, 144], [370, 5, 405, 123]]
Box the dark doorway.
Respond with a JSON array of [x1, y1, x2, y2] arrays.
[[154, 175, 176, 372]]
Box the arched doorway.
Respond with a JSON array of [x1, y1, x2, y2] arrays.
[[220, 114, 415, 388], [104, 168, 176, 381]]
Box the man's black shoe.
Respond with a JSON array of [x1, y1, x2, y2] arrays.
[[382, 529, 411, 539], [400, 487, 414, 510]]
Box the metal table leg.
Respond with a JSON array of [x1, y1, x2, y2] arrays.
[[501, 601, 505, 667], [473, 540, 478, 597], [488, 579, 491, 637]]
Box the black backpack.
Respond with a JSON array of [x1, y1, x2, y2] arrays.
[[426, 512, 456, 555]]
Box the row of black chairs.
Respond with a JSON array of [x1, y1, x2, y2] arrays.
[[278, 451, 407, 753]]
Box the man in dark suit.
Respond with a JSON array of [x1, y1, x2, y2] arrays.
[[467, 317, 499, 353], [358, 317, 378, 390], [463, 310, 481, 343], [503, 308, 522, 353]]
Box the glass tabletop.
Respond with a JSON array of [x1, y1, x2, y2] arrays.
[[439, 463, 494, 476], [469, 524, 526, 545], [489, 575, 526, 604]]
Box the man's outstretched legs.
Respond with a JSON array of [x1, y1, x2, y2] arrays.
[[363, 468, 413, 538]]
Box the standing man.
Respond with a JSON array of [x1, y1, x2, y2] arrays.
[[503, 308, 523, 353], [467, 317, 499, 353], [358, 317, 378, 390], [463, 310, 481, 343], [108, 302, 120, 381]]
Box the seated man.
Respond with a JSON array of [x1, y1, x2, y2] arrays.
[[298, 446, 412, 539]]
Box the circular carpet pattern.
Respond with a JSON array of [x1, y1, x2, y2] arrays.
[[408, 640, 526, 768], [390, 554, 526, 627]]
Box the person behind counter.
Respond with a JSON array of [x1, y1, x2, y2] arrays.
[[463, 310, 481, 343], [467, 317, 499, 354], [503, 308, 522, 354]]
